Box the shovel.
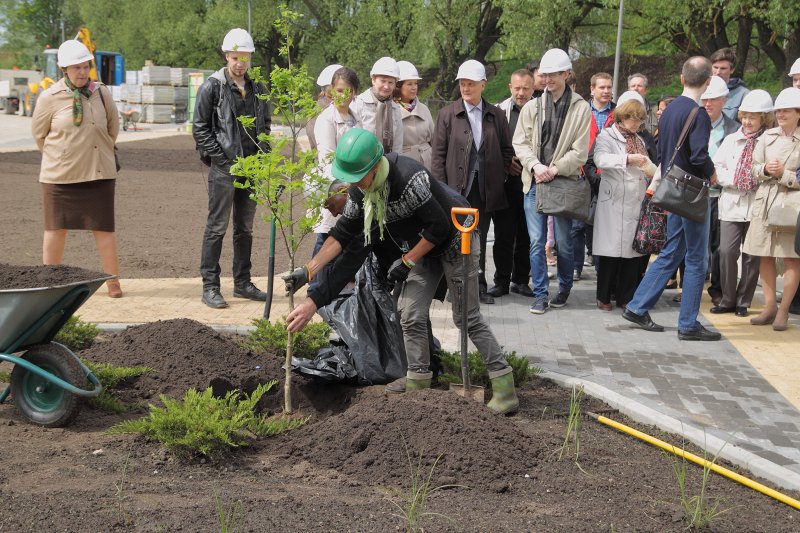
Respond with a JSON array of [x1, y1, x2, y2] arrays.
[[448, 207, 484, 403]]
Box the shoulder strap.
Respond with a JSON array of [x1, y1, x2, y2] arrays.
[[667, 106, 699, 170]]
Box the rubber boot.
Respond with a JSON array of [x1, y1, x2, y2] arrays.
[[405, 370, 432, 391], [385, 377, 406, 394], [487, 368, 519, 415]]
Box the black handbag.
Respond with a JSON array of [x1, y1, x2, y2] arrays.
[[651, 107, 709, 223]]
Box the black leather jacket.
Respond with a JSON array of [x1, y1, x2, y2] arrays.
[[192, 67, 272, 167]]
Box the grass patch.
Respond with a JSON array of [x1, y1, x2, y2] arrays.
[[559, 385, 585, 462], [240, 318, 330, 359], [0, 371, 10, 383], [82, 360, 152, 413], [108, 382, 308, 459], [670, 442, 731, 529], [438, 349, 538, 388], [216, 495, 245, 533], [389, 437, 461, 532], [55, 315, 100, 351]]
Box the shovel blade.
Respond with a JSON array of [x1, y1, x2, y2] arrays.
[[449, 383, 485, 403]]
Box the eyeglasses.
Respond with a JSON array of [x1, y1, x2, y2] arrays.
[[540, 72, 566, 79]]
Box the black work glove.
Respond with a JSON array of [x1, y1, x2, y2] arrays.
[[282, 266, 310, 296], [387, 257, 413, 284]]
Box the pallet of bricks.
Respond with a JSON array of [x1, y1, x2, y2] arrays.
[[122, 66, 189, 123]]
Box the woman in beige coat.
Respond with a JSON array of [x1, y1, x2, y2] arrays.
[[394, 61, 434, 168], [31, 40, 121, 297], [743, 87, 800, 330], [591, 93, 657, 310]]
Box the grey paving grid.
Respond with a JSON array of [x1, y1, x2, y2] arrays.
[[430, 236, 800, 490]]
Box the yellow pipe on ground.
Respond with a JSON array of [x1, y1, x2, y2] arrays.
[[589, 412, 800, 511]]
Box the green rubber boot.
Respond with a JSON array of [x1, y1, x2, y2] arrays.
[[405, 370, 432, 391], [487, 368, 519, 415]]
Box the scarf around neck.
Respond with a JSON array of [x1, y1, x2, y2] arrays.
[[733, 127, 764, 193], [617, 124, 646, 156], [64, 76, 93, 127], [397, 98, 416, 113], [372, 88, 394, 153], [362, 156, 390, 245]]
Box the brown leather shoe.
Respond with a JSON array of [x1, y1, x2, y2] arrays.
[[385, 377, 406, 394], [106, 279, 123, 298], [596, 300, 612, 311]]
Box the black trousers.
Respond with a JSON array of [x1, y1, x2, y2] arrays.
[[490, 184, 530, 288], [707, 197, 721, 298], [466, 186, 491, 291], [596, 255, 648, 307]]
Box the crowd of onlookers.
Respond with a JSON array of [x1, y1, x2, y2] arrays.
[[302, 46, 800, 339]]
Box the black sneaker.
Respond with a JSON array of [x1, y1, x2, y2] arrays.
[[233, 282, 267, 301], [549, 292, 569, 308], [529, 296, 549, 314], [202, 288, 229, 309]]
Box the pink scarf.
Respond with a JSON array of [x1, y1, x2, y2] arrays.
[[733, 127, 763, 193]]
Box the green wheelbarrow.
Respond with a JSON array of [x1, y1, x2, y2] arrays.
[[0, 275, 111, 427]]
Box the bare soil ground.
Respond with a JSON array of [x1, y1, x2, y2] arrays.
[[0, 317, 798, 532], [0, 135, 307, 279]]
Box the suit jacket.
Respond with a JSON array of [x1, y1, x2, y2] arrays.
[[431, 97, 514, 212]]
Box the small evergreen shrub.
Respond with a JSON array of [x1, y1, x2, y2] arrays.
[[438, 350, 538, 388], [55, 315, 100, 351], [108, 382, 307, 459], [241, 318, 331, 359], [82, 360, 152, 413]]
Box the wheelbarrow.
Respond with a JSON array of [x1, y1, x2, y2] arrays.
[[0, 275, 111, 427]]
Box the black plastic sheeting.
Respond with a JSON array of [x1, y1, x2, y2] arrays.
[[292, 257, 407, 385]]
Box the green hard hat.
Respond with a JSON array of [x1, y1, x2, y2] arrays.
[[332, 128, 384, 183]]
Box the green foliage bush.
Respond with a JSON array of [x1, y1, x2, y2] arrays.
[[82, 360, 152, 413], [438, 349, 538, 388], [241, 318, 331, 359], [55, 315, 100, 351], [108, 382, 307, 459]]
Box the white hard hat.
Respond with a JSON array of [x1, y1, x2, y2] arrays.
[[370, 57, 400, 79], [788, 58, 800, 77], [316, 64, 343, 87], [455, 60, 486, 82], [773, 87, 800, 110], [221, 28, 255, 53], [616, 90, 645, 108], [701, 76, 729, 100], [538, 48, 572, 74], [57, 40, 93, 68], [739, 89, 774, 113], [397, 61, 421, 82]]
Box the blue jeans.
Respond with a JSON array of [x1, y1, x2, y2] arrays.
[[571, 219, 586, 274], [307, 233, 327, 295], [626, 210, 711, 332], [523, 186, 574, 298]]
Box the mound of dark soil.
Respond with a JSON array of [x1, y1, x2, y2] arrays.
[[81, 318, 357, 413], [290, 388, 545, 488], [0, 263, 108, 290]]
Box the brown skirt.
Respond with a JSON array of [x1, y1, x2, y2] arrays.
[[42, 179, 116, 232]]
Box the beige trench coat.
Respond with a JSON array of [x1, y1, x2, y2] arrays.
[[398, 99, 434, 169], [742, 128, 800, 258], [32, 78, 119, 184], [591, 125, 650, 258]]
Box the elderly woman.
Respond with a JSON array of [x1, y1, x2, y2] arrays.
[[743, 87, 800, 331], [711, 90, 775, 317], [353, 56, 403, 154], [307, 63, 343, 151], [394, 61, 435, 169], [32, 40, 121, 297], [591, 91, 657, 310]]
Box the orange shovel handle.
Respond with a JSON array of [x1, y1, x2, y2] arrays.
[[451, 207, 479, 255]]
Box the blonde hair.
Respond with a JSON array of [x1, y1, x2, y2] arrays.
[[614, 99, 646, 123], [737, 110, 775, 129]]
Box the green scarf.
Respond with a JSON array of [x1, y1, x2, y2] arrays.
[[63, 76, 93, 127], [363, 157, 390, 245]]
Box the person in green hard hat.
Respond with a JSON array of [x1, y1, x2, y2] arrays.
[[283, 128, 519, 414]]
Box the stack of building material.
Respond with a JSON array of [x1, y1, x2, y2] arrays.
[[141, 66, 171, 86]]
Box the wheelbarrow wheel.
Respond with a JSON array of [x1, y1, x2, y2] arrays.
[[10, 343, 86, 427]]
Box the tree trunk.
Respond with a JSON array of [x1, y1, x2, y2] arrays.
[[755, 20, 786, 79], [733, 13, 754, 79]]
